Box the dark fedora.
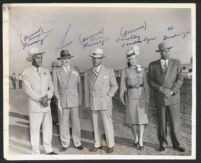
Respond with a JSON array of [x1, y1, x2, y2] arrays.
[[57, 50, 74, 60]]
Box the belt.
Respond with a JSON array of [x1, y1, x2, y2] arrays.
[[128, 84, 143, 89]]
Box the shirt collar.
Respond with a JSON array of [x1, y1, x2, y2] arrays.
[[160, 59, 168, 65], [32, 66, 40, 72], [93, 65, 102, 72]]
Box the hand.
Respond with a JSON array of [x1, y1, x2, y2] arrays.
[[164, 88, 173, 98], [120, 97, 127, 105], [159, 87, 173, 98], [40, 95, 49, 107]]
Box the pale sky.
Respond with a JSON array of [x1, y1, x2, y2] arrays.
[[8, 5, 193, 74]]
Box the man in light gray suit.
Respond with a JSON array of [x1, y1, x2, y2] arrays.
[[85, 48, 118, 153], [52, 50, 83, 152]]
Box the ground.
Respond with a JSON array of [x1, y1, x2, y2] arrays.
[[8, 83, 191, 156]]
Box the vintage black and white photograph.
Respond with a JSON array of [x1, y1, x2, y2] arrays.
[[3, 3, 196, 160]]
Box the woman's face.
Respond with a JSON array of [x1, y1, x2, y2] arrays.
[[128, 56, 138, 66]]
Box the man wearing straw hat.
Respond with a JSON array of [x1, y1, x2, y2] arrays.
[[84, 48, 118, 153], [23, 47, 56, 154], [148, 42, 185, 152], [52, 50, 83, 152]]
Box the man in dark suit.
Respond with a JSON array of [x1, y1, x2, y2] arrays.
[[148, 42, 185, 152]]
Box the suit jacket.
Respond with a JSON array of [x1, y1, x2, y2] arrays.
[[52, 65, 82, 108], [23, 66, 54, 113], [148, 58, 183, 107], [84, 65, 118, 111]]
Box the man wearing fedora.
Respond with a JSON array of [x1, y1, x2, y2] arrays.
[[148, 42, 185, 152], [84, 48, 118, 153], [52, 50, 83, 152], [23, 47, 56, 154]]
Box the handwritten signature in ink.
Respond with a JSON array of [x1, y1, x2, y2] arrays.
[[163, 31, 190, 40], [168, 26, 174, 31], [116, 34, 156, 47], [120, 22, 147, 38], [55, 24, 73, 53], [79, 27, 109, 48], [20, 26, 53, 50]]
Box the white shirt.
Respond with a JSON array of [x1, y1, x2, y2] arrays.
[[63, 65, 70, 74], [161, 59, 168, 68], [93, 65, 102, 75]]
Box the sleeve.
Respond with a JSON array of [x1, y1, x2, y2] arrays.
[[77, 72, 83, 103], [171, 60, 184, 94], [84, 73, 90, 108], [143, 68, 150, 101], [107, 68, 118, 97], [120, 69, 127, 100], [147, 63, 161, 92], [46, 71, 54, 99], [22, 71, 42, 101], [52, 69, 59, 99]]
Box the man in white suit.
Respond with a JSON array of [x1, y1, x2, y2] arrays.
[[85, 48, 118, 153], [23, 47, 56, 154], [52, 50, 83, 152]]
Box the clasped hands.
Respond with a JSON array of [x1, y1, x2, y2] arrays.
[[159, 87, 174, 98], [39, 95, 49, 107]]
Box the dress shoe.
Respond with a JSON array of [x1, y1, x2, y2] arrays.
[[76, 145, 83, 150], [60, 147, 68, 152], [47, 151, 57, 155], [139, 145, 144, 151], [159, 146, 166, 152], [90, 146, 102, 152], [173, 146, 185, 152], [133, 141, 139, 148], [106, 147, 114, 154]]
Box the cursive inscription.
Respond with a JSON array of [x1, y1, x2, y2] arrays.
[[163, 31, 190, 40], [20, 26, 53, 50], [120, 22, 147, 38], [116, 34, 156, 47], [79, 27, 109, 48], [55, 24, 73, 53]]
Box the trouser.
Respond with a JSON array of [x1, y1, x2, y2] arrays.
[[157, 103, 180, 148], [92, 109, 115, 148], [58, 107, 81, 148], [11, 80, 16, 89], [19, 80, 22, 89], [29, 111, 53, 154]]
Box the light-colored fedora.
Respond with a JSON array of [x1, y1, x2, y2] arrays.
[[126, 45, 139, 59], [90, 48, 105, 58], [57, 50, 74, 60], [26, 47, 45, 62], [156, 42, 173, 52]]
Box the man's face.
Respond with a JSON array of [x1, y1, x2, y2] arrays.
[[62, 58, 71, 67], [32, 54, 43, 67], [92, 57, 103, 67], [160, 49, 171, 60]]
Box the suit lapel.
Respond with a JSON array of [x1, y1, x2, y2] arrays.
[[32, 67, 40, 82], [164, 59, 173, 84], [95, 65, 105, 86], [89, 68, 97, 85], [156, 60, 166, 85]]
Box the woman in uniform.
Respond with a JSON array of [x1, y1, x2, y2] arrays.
[[120, 45, 150, 150]]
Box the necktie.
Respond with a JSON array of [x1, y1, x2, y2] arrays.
[[162, 60, 168, 73]]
